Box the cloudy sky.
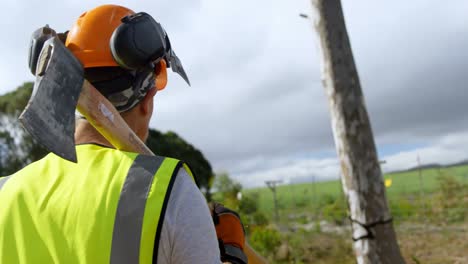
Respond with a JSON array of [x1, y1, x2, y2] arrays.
[[1, 0, 467, 187]]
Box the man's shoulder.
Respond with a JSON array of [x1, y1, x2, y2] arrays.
[[165, 167, 207, 230], [157, 167, 220, 263]]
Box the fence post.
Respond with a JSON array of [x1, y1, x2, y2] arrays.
[[310, 0, 406, 263], [266, 180, 282, 223]]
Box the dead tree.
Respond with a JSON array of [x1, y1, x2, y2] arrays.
[[310, 0, 406, 263]]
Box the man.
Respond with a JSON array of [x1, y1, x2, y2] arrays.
[[0, 5, 246, 264]]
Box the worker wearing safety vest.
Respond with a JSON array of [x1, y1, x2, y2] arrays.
[[0, 5, 247, 264]]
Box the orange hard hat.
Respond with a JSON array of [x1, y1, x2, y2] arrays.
[[65, 4, 168, 90], [65, 5, 133, 68]]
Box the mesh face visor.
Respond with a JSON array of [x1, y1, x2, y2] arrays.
[[162, 29, 190, 86]]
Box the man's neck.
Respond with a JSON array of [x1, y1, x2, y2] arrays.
[[74, 118, 113, 148]]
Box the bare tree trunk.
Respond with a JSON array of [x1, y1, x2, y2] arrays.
[[310, 0, 406, 263]]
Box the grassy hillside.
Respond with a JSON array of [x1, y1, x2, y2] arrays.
[[385, 165, 468, 196]]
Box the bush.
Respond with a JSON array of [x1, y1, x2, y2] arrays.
[[239, 192, 259, 215], [445, 207, 465, 223], [294, 197, 308, 208], [389, 197, 417, 220], [435, 174, 467, 223], [322, 197, 347, 224], [318, 194, 336, 207], [252, 212, 269, 226], [243, 211, 270, 236], [287, 228, 310, 262], [249, 227, 282, 257], [286, 229, 354, 264]]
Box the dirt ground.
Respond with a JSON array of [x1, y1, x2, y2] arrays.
[[274, 222, 467, 264], [398, 223, 468, 264]]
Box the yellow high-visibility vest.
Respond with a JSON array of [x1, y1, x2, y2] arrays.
[[0, 144, 193, 264]]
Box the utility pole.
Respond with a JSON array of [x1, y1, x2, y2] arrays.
[[310, 1, 406, 263], [265, 180, 282, 223]]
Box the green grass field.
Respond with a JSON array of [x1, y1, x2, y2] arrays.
[[244, 164, 468, 218]]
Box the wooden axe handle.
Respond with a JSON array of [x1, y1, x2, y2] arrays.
[[77, 80, 154, 155], [77, 80, 268, 264], [245, 242, 269, 264]]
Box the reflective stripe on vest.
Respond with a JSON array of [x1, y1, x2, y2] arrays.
[[0, 176, 10, 190], [111, 155, 184, 264], [110, 155, 164, 264], [111, 155, 182, 264]]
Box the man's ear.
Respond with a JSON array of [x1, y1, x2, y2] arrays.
[[155, 60, 168, 90], [140, 87, 157, 115]]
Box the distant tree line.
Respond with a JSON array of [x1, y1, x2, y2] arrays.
[[0, 82, 215, 198]]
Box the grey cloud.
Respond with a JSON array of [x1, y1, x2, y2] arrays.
[[362, 28, 468, 145]]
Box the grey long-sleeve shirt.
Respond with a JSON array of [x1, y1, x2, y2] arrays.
[[156, 168, 222, 263]]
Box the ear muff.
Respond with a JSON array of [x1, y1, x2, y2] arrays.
[[155, 60, 167, 91], [110, 11, 191, 86], [110, 12, 167, 70]]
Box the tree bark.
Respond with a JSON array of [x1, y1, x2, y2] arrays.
[[310, 0, 406, 263]]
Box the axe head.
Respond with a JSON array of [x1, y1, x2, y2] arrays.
[[19, 37, 84, 163]]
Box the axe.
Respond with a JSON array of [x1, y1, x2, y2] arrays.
[[20, 37, 267, 264], [20, 36, 152, 162]]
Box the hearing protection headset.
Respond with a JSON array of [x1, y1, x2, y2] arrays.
[[109, 12, 190, 86]]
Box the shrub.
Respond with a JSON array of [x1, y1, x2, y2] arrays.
[[435, 174, 467, 223], [239, 192, 259, 215], [318, 193, 336, 207], [322, 197, 347, 224], [252, 212, 269, 226], [294, 197, 308, 208], [286, 230, 354, 263], [287, 228, 310, 261], [389, 197, 417, 221], [249, 227, 282, 257]]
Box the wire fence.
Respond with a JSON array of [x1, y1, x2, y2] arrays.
[[256, 166, 468, 227]]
